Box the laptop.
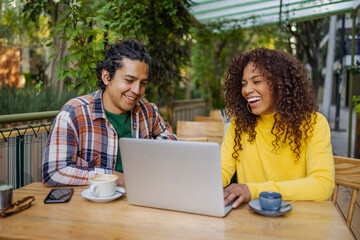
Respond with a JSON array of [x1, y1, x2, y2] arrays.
[[119, 138, 233, 217]]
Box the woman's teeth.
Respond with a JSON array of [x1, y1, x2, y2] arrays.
[[248, 97, 261, 103]]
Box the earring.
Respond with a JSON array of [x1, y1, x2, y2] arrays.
[[247, 103, 254, 114]]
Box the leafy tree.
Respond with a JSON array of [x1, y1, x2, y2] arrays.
[[24, 0, 105, 96], [1, 0, 46, 48], [286, 19, 329, 98], [105, 0, 193, 107], [1, 0, 50, 92], [24, 0, 68, 92], [21, 0, 193, 119], [0, 0, 18, 44]]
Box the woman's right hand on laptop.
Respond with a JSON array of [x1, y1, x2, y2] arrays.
[[223, 183, 252, 208]]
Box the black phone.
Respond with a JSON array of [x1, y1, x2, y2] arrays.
[[44, 188, 74, 204]]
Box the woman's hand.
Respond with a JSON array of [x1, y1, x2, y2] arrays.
[[223, 183, 252, 208], [113, 171, 125, 187]]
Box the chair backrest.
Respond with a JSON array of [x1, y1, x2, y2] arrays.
[[209, 110, 223, 119], [332, 156, 360, 228], [177, 137, 208, 142], [194, 115, 223, 123], [176, 120, 223, 145]]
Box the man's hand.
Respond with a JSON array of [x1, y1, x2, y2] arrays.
[[223, 183, 252, 208], [112, 171, 125, 187]]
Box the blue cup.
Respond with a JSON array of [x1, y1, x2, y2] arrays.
[[259, 191, 282, 211]]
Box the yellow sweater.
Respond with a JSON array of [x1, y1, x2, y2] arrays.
[[221, 112, 335, 201]]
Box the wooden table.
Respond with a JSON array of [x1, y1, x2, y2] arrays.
[[0, 182, 354, 240]]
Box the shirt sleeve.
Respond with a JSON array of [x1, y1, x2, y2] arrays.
[[246, 114, 335, 201], [221, 119, 237, 187], [150, 103, 177, 140], [42, 111, 112, 186]]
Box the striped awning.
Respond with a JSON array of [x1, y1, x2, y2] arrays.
[[190, 0, 360, 28]]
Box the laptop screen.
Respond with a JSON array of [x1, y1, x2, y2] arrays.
[[119, 138, 231, 217]]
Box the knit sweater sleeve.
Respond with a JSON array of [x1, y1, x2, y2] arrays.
[[246, 113, 335, 200]]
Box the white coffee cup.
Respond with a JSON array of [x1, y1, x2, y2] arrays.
[[89, 174, 118, 197]]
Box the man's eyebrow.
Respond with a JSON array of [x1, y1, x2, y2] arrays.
[[125, 74, 137, 79], [125, 74, 149, 82]]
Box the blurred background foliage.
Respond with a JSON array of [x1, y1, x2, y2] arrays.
[[0, 0, 328, 114], [0, 84, 77, 114]]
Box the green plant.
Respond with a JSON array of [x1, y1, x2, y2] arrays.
[[0, 84, 77, 115], [47, 1, 104, 95]]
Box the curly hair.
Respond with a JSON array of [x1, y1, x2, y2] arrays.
[[223, 47, 318, 160], [96, 39, 151, 90]]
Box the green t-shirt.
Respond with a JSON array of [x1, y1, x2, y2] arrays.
[[105, 110, 132, 172]]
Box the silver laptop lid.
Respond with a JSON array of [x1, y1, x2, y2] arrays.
[[119, 138, 230, 217]]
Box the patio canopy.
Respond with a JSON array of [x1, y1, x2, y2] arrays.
[[190, 0, 360, 28]]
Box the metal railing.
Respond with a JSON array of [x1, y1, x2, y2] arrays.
[[0, 111, 58, 189], [0, 111, 58, 124]]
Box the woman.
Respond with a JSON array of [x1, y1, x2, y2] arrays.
[[222, 47, 335, 208]]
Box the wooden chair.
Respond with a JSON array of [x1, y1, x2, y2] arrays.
[[209, 109, 223, 119], [177, 137, 208, 142], [332, 156, 360, 228], [176, 120, 223, 145], [193, 115, 223, 123]]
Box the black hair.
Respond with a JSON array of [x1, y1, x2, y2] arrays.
[[96, 39, 151, 90]]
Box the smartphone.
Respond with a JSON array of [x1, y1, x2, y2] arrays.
[[44, 188, 74, 204]]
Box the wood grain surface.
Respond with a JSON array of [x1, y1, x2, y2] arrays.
[[0, 182, 354, 240]]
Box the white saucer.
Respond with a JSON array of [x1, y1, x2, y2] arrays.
[[81, 187, 125, 203], [248, 199, 292, 217]]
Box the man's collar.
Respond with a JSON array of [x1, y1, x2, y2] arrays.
[[132, 100, 142, 114], [93, 90, 106, 120]]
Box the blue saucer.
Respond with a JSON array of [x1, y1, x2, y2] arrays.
[[248, 199, 292, 217]]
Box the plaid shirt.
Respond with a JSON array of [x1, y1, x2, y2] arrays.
[[42, 90, 177, 186]]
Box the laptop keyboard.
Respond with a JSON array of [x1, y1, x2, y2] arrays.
[[224, 199, 235, 215], [224, 203, 233, 214]]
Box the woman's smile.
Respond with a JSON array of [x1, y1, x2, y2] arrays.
[[241, 62, 275, 115]]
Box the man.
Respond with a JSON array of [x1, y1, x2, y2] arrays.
[[42, 39, 177, 187]]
